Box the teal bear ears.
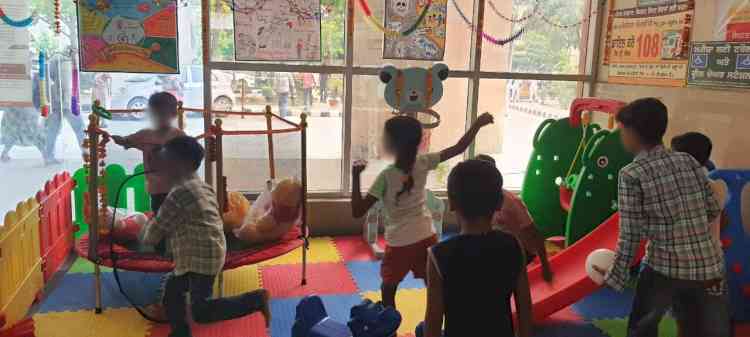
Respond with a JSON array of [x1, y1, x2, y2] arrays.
[[379, 63, 449, 115]]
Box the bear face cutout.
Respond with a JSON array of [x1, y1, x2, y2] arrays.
[[379, 63, 449, 114]]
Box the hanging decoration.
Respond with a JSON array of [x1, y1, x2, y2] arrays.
[[380, 63, 449, 129], [71, 55, 80, 117], [450, 0, 525, 46], [357, 0, 432, 37], [39, 52, 49, 117], [0, 6, 34, 28], [485, 0, 597, 29], [54, 0, 61, 34], [487, 0, 538, 24]]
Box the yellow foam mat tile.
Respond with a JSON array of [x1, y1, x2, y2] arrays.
[[258, 237, 341, 266], [361, 288, 426, 336], [214, 265, 262, 297], [34, 308, 152, 337]]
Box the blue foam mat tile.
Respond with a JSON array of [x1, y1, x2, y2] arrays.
[[572, 287, 634, 320], [346, 261, 425, 292], [37, 271, 165, 313], [269, 294, 363, 337], [534, 321, 608, 337]]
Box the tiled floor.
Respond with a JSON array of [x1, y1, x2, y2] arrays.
[[29, 235, 722, 337]]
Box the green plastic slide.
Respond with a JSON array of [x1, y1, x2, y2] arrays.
[[520, 118, 600, 238], [564, 129, 633, 245]]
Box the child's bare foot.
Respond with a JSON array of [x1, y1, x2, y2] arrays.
[[258, 289, 271, 327]]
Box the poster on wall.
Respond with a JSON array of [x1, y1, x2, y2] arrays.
[[687, 41, 750, 88], [383, 0, 447, 61], [715, 0, 750, 42], [604, 1, 694, 87], [233, 0, 322, 61], [0, 0, 32, 107], [76, 0, 179, 73]]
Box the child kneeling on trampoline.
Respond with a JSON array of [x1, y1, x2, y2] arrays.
[[140, 136, 270, 337]]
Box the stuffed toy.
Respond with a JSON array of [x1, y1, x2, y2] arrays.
[[104, 207, 149, 243], [234, 178, 303, 244], [223, 191, 251, 232], [379, 63, 449, 129]]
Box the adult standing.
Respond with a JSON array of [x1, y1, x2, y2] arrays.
[[301, 73, 316, 113], [44, 54, 85, 163], [319, 73, 328, 103], [274, 72, 293, 117]]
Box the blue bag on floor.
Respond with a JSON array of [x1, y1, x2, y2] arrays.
[[293, 296, 353, 337], [347, 299, 401, 337]]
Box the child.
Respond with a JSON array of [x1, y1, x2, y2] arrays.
[[112, 92, 185, 213], [475, 154, 553, 282], [418, 160, 531, 337], [351, 113, 494, 309], [141, 136, 270, 337], [593, 98, 729, 337]]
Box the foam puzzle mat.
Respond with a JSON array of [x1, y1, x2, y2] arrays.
[[29, 236, 746, 337]]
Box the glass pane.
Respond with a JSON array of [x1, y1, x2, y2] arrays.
[[0, 0, 203, 213], [351, 75, 467, 191], [353, 0, 473, 70], [207, 71, 343, 192], [474, 79, 581, 190], [210, 0, 346, 65], [479, 0, 592, 73]]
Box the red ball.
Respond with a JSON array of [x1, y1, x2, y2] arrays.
[[151, 43, 161, 52], [721, 237, 732, 249], [733, 263, 743, 274]]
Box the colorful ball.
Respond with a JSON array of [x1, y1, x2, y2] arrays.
[[585, 248, 616, 285]]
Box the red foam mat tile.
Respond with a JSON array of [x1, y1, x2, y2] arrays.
[[333, 236, 377, 262], [261, 262, 358, 298], [147, 313, 269, 337]]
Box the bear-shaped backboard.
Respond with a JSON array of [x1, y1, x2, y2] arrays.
[[379, 63, 449, 128]]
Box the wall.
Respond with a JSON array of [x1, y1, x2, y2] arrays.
[[594, 0, 750, 169]]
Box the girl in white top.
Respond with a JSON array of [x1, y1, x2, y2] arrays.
[[351, 113, 494, 308]]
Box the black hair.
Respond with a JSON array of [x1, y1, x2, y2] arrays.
[[148, 91, 178, 115], [448, 160, 504, 221], [671, 132, 713, 167], [474, 154, 496, 166], [384, 116, 422, 202], [615, 98, 668, 146], [163, 136, 204, 171]]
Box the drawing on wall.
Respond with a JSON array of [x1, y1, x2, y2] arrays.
[[233, 0, 322, 61], [383, 0, 447, 61], [76, 0, 179, 73]]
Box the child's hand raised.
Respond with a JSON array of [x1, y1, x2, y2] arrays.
[[352, 160, 368, 176], [475, 112, 494, 128]]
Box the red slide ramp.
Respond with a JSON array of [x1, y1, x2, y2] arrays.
[[523, 213, 623, 322]]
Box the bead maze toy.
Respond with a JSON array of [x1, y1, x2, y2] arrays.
[[708, 170, 750, 322], [81, 101, 113, 313]]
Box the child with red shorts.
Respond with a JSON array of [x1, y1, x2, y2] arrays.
[[351, 113, 494, 308]]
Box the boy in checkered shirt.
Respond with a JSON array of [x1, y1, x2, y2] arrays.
[[141, 136, 270, 337], [592, 98, 729, 337]]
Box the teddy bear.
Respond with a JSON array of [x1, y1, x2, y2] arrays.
[[379, 63, 449, 128], [233, 178, 303, 245]]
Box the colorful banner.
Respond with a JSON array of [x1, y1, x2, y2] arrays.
[[605, 1, 694, 87], [383, 0, 447, 60], [0, 0, 32, 107], [76, 0, 179, 73], [715, 0, 750, 42], [233, 0, 322, 61], [688, 41, 750, 88]]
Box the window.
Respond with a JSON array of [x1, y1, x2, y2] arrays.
[[0, 0, 599, 214]]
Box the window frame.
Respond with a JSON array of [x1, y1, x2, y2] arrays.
[[201, 0, 605, 196]]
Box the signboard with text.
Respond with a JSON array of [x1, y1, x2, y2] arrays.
[[605, 1, 694, 87], [688, 41, 750, 89]]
